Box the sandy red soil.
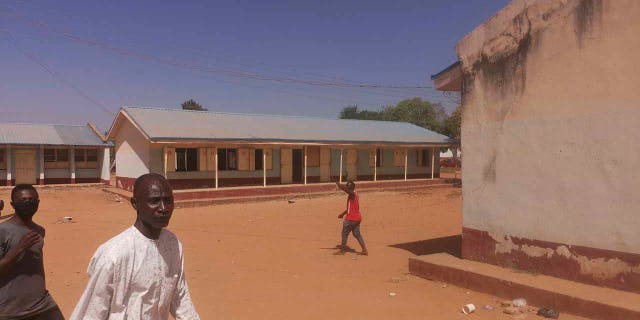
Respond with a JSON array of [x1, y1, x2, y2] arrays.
[[0, 186, 587, 319]]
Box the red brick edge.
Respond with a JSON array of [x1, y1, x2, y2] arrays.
[[408, 256, 639, 320], [462, 227, 640, 294]]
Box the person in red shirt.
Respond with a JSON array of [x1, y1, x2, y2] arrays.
[[335, 180, 368, 255]]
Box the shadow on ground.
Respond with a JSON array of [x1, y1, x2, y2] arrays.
[[389, 234, 461, 258]]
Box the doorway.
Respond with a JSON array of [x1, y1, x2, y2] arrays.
[[14, 150, 37, 184], [292, 149, 303, 183]]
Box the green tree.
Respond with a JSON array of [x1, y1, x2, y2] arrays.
[[181, 99, 207, 111], [337, 98, 456, 136], [339, 105, 384, 120], [444, 104, 462, 141]]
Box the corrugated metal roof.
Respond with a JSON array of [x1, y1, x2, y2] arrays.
[[0, 123, 109, 146], [120, 107, 451, 145]]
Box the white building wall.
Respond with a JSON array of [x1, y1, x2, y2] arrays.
[[115, 120, 151, 178]]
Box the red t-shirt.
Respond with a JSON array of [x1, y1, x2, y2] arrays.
[[345, 192, 361, 221]]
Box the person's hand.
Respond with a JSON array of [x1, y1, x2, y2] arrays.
[[338, 213, 345, 219], [13, 231, 40, 253]]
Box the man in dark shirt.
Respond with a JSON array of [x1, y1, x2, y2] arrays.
[[0, 184, 63, 320]]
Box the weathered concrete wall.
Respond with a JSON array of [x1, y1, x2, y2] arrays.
[[458, 0, 640, 292]]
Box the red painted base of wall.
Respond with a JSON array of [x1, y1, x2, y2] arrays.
[[4, 179, 14, 186], [462, 227, 640, 293], [101, 179, 110, 185], [40, 177, 99, 185], [356, 173, 438, 181]]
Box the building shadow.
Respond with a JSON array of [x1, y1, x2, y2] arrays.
[[388, 234, 462, 258]]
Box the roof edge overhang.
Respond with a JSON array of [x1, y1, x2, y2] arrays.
[[148, 138, 452, 147], [106, 108, 151, 141], [431, 61, 462, 92]]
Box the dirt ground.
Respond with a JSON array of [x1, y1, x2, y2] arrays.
[[0, 186, 587, 320]]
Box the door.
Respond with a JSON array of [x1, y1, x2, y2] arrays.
[[280, 148, 292, 184], [15, 150, 37, 184], [292, 149, 303, 183], [346, 149, 358, 180]]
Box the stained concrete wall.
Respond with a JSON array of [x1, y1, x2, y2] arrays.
[[458, 0, 640, 291]]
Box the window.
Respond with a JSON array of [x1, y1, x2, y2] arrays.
[[86, 149, 98, 162], [44, 149, 69, 162], [0, 149, 4, 169], [75, 149, 99, 169], [176, 148, 198, 172], [376, 149, 383, 167], [255, 149, 263, 170], [217, 148, 238, 171]]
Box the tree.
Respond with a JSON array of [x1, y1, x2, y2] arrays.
[[181, 99, 207, 111], [337, 98, 456, 136], [339, 105, 384, 121], [443, 104, 462, 142]]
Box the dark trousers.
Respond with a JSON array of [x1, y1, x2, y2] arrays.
[[341, 219, 366, 249]]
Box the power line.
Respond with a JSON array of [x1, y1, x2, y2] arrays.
[[1, 30, 114, 115], [4, 11, 436, 90]]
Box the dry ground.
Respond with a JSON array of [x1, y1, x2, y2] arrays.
[[0, 186, 587, 320]]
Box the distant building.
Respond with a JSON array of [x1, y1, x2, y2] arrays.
[[106, 107, 451, 191], [432, 0, 640, 293], [0, 123, 111, 186]]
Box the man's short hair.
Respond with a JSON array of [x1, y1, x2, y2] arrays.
[[11, 184, 38, 202], [347, 180, 356, 188]]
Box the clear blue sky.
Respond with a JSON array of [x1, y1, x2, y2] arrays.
[[0, 0, 509, 130]]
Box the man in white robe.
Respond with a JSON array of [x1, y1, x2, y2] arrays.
[[71, 173, 200, 320]]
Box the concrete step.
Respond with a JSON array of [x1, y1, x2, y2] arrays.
[[409, 253, 640, 320]]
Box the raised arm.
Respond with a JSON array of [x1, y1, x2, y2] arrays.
[[335, 181, 355, 197]]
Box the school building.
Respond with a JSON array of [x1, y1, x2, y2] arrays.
[[106, 107, 451, 191], [431, 0, 640, 293], [0, 123, 111, 186]]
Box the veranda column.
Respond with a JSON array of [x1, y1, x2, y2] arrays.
[[215, 150, 219, 189], [263, 150, 267, 187], [339, 149, 343, 183], [404, 149, 408, 181], [70, 147, 76, 184], [39, 145, 45, 185], [6, 145, 11, 186], [431, 147, 435, 179], [304, 146, 308, 185], [373, 148, 377, 181], [163, 147, 168, 177]]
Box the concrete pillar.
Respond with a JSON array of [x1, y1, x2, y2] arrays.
[[263, 150, 267, 187], [163, 146, 168, 178], [404, 149, 408, 181], [304, 146, 307, 185], [100, 147, 111, 184], [373, 148, 377, 182], [6, 145, 11, 186], [39, 145, 45, 185], [70, 147, 76, 184], [339, 149, 343, 183], [431, 147, 435, 179], [215, 151, 219, 189]]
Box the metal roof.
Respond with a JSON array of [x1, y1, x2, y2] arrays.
[[117, 107, 451, 145], [0, 123, 109, 146]]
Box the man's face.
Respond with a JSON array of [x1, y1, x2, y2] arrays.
[[11, 189, 40, 218], [133, 180, 174, 229]]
